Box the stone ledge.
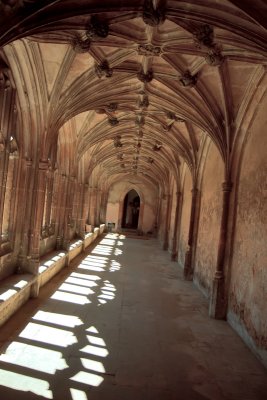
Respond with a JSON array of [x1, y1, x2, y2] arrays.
[[0, 224, 105, 327], [0, 273, 33, 327]]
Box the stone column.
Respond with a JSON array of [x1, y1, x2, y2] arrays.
[[80, 183, 89, 238], [100, 190, 108, 223], [50, 169, 59, 233], [184, 187, 198, 280], [171, 191, 182, 261], [0, 142, 9, 235], [89, 187, 97, 228], [209, 181, 233, 319], [56, 174, 67, 249], [95, 189, 101, 227], [17, 158, 34, 266], [62, 176, 76, 251], [44, 166, 54, 227], [163, 194, 171, 250], [28, 159, 48, 297]]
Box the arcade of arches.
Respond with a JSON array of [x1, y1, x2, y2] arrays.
[[0, 0, 266, 373]]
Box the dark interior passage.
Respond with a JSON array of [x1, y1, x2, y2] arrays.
[[122, 189, 140, 229]]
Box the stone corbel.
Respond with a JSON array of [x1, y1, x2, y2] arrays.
[[193, 24, 214, 48], [142, 0, 166, 26], [137, 68, 153, 83], [108, 117, 119, 126], [71, 16, 109, 53], [205, 48, 224, 66], [95, 60, 113, 78], [179, 71, 197, 88]]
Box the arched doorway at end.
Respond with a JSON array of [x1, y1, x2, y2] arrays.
[[122, 189, 140, 229]]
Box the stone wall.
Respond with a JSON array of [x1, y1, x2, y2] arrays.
[[194, 142, 224, 297], [228, 98, 267, 367]]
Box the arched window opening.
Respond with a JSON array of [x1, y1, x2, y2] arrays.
[[122, 189, 140, 229]]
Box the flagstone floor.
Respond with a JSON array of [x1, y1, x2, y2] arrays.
[[0, 233, 266, 400]]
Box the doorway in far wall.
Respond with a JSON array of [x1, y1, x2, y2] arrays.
[[122, 189, 140, 229]]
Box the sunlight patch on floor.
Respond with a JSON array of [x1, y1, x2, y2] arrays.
[[0, 234, 125, 398], [0, 341, 68, 374], [19, 322, 78, 347], [0, 369, 53, 399], [33, 311, 83, 328]]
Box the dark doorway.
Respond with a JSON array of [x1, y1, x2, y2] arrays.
[[122, 189, 140, 229]]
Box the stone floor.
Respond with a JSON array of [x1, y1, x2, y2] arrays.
[[0, 233, 266, 400]]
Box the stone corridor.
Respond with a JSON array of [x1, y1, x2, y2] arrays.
[[0, 234, 266, 400]]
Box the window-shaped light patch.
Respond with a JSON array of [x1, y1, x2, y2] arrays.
[[110, 260, 121, 272], [99, 238, 116, 246], [59, 283, 94, 296], [70, 371, 104, 387], [114, 248, 123, 256], [66, 276, 99, 288], [86, 335, 106, 347], [0, 369, 53, 399], [80, 345, 109, 358], [70, 388, 87, 400], [19, 323, 77, 347], [33, 311, 83, 328], [78, 264, 105, 272], [0, 341, 68, 374], [71, 272, 100, 283], [51, 290, 91, 305], [84, 255, 108, 263], [80, 358, 105, 373]]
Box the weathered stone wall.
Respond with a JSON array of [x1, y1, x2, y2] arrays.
[[228, 98, 267, 367], [194, 142, 224, 297], [178, 166, 192, 268], [106, 179, 158, 233]]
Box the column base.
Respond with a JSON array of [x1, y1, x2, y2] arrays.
[[171, 251, 177, 261], [56, 235, 63, 249], [209, 273, 226, 319], [30, 280, 40, 298], [183, 249, 193, 280]]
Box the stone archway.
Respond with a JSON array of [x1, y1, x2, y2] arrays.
[[122, 189, 140, 229], [118, 186, 145, 232]]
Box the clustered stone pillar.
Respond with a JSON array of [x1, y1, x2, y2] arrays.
[[28, 159, 48, 297], [163, 194, 171, 250], [56, 174, 67, 249], [171, 191, 182, 261], [99, 190, 108, 223], [184, 187, 198, 280], [62, 176, 76, 251], [79, 183, 89, 239], [95, 188, 101, 227], [0, 136, 9, 235], [89, 187, 97, 228], [209, 181, 233, 319], [17, 158, 34, 267]]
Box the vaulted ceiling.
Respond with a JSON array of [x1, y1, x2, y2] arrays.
[[0, 0, 266, 192]]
